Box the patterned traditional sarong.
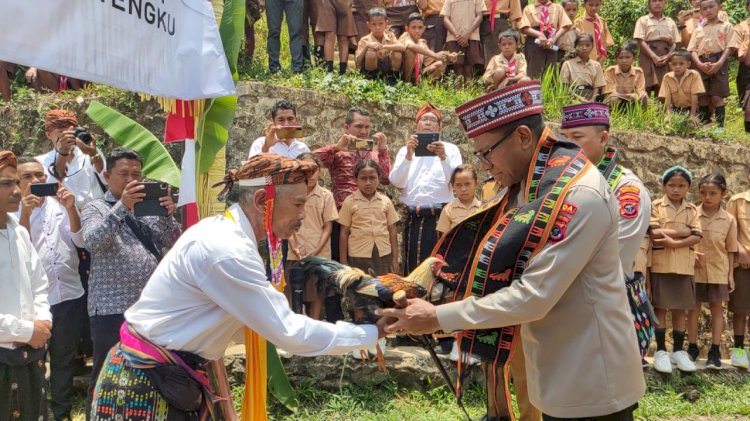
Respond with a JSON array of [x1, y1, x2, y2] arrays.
[[0, 346, 48, 421], [403, 205, 443, 274], [433, 130, 590, 416], [91, 324, 213, 421], [597, 147, 655, 359]]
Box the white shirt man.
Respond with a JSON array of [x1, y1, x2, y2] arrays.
[[36, 147, 106, 210], [389, 142, 462, 206], [247, 136, 310, 159]]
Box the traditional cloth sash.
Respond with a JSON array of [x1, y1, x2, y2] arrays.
[[596, 146, 622, 190], [118, 322, 216, 418], [587, 16, 608, 58], [432, 129, 591, 413]]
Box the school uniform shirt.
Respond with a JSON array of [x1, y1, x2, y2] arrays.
[[683, 11, 731, 44], [338, 191, 399, 258], [247, 136, 310, 159], [482, 53, 528, 87], [519, 2, 571, 34], [633, 13, 680, 43], [603, 65, 646, 99], [435, 164, 645, 418], [398, 33, 438, 70], [125, 203, 378, 361], [560, 57, 605, 89], [695, 205, 738, 284], [613, 168, 652, 280], [355, 31, 402, 67], [36, 147, 107, 211], [634, 236, 651, 276], [288, 184, 339, 261], [440, 0, 486, 42], [420, 0, 444, 17], [658, 70, 705, 108], [649, 196, 702, 276], [555, 27, 577, 53], [687, 18, 735, 57], [574, 14, 615, 62], [727, 191, 750, 258], [0, 215, 51, 349], [13, 199, 84, 306], [388, 142, 462, 206], [482, 0, 522, 20], [733, 20, 750, 60], [436, 197, 481, 233]]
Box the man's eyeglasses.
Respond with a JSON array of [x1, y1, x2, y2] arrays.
[[474, 128, 515, 166]]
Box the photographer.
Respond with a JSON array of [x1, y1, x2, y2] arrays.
[[13, 157, 85, 421], [81, 148, 180, 414], [247, 100, 311, 159]]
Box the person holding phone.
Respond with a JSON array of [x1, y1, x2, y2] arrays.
[[248, 100, 311, 159], [80, 148, 181, 415], [13, 157, 86, 421]]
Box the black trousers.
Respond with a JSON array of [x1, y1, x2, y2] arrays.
[[542, 404, 637, 421], [86, 313, 125, 420], [49, 296, 87, 420], [327, 221, 345, 322], [77, 247, 93, 358]]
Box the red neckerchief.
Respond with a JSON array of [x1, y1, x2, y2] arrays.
[[586, 15, 608, 58]]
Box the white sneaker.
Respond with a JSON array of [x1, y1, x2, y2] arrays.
[[653, 350, 672, 373], [670, 350, 697, 372], [731, 348, 750, 369]]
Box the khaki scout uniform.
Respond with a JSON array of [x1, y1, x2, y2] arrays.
[[612, 168, 651, 279], [695, 205, 738, 284], [436, 163, 646, 418], [603, 65, 647, 101], [658, 69, 706, 109], [436, 197, 482, 233]]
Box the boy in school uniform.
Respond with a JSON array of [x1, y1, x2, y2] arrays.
[[418, 0, 447, 52], [658, 50, 706, 125], [353, 0, 384, 45], [356, 8, 407, 80], [556, 0, 579, 59], [687, 0, 736, 131], [633, 0, 681, 96], [734, 0, 750, 133], [317, 0, 359, 74], [678, 0, 730, 47], [479, 0, 523, 65], [441, 0, 486, 85], [482, 29, 530, 90], [399, 13, 454, 83], [574, 0, 614, 66], [519, 0, 572, 78], [727, 172, 750, 369]]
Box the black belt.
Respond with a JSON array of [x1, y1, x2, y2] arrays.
[[486, 13, 509, 19], [407, 204, 444, 217], [699, 53, 722, 62]]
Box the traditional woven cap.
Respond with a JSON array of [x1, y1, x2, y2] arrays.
[[455, 80, 544, 138], [213, 153, 318, 200], [0, 151, 17, 171], [561, 103, 610, 129], [416, 102, 441, 123], [44, 109, 79, 133]]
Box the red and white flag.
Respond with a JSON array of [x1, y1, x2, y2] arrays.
[[165, 101, 199, 227]]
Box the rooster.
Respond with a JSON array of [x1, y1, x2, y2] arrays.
[[295, 255, 448, 324]]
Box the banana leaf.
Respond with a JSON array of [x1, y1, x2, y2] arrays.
[[219, 0, 246, 80], [85, 101, 181, 187], [196, 95, 237, 174], [266, 343, 298, 411]]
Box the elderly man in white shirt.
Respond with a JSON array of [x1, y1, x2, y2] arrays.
[[0, 151, 52, 420], [14, 157, 87, 421], [389, 104, 462, 274], [247, 99, 311, 159], [91, 154, 384, 420]]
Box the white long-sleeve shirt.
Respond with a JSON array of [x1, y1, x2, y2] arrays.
[[14, 199, 85, 306], [36, 147, 107, 210], [0, 214, 51, 349], [388, 143, 462, 206], [247, 136, 310, 159], [126, 204, 378, 360]]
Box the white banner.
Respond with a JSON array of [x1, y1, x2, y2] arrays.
[[0, 0, 235, 99]]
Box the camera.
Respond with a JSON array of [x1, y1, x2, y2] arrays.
[[73, 126, 93, 144]]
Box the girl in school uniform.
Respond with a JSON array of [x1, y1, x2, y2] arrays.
[[649, 166, 702, 374], [633, 0, 680, 96], [339, 159, 400, 276], [560, 33, 606, 102], [687, 174, 737, 369], [437, 165, 481, 236], [603, 41, 648, 108]]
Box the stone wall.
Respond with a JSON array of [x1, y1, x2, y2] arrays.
[[2, 81, 750, 199]]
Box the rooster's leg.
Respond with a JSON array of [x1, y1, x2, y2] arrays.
[[375, 343, 387, 373]]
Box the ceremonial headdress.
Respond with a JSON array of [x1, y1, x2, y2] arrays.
[[43, 109, 79, 133], [213, 153, 318, 289], [416, 102, 441, 123], [0, 151, 17, 170], [455, 80, 544, 138], [561, 103, 610, 129]]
